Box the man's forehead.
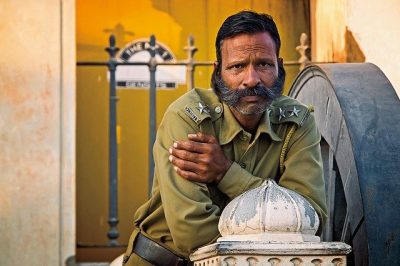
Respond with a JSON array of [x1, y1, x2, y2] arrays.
[[224, 43, 274, 54], [221, 32, 277, 59]]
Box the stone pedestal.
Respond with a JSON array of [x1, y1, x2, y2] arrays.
[[191, 241, 351, 266], [190, 180, 352, 266]]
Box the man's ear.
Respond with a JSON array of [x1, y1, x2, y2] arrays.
[[213, 61, 218, 71], [214, 61, 222, 76]]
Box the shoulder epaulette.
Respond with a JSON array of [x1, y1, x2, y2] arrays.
[[183, 101, 223, 125], [268, 104, 313, 127], [183, 101, 210, 125]]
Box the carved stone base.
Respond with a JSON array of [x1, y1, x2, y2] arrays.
[[190, 241, 351, 266]]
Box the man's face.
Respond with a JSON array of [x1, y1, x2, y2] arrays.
[[217, 32, 280, 115]]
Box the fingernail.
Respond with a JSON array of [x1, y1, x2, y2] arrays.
[[173, 142, 178, 148], [174, 166, 178, 172], [169, 155, 173, 162], [188, 133, 196, 137], [168, 147, 172, 154]]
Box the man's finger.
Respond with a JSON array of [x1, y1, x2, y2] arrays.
[[169, 147, 201, 163], [169, 154, 200, 172], [173, 140, 207, 153], [188, 132, 218, 144], [174, 166, 213, 183], [174, 167, 200, 181]]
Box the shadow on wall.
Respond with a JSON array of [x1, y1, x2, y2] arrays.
[[104, 23, 135, 48], [345, 28, 365, 62]]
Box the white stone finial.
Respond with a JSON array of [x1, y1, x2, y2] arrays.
[[296, 32, 310, 70], [218, 179, 320, 242]]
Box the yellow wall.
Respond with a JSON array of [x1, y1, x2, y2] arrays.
[[76, 0, 310, 260]]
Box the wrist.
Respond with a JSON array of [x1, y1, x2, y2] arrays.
[[215, 160, 232, 184]]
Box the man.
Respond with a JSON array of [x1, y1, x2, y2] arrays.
[[123, 10, 327, 266]]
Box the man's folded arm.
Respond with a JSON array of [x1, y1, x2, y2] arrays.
[[155, 110, 222, 255]]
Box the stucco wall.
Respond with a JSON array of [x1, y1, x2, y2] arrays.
[[347, 0, 400, 94], [0, 0, 75, 265], [311, 0, 400, 95]]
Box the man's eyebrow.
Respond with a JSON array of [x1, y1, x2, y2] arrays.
[[224, 59, 247, 68], [226, 58, 246, 64], [255, 57, 276, 63]]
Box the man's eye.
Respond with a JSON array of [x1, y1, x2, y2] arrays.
[[230, 64, 244, 69], [258, 62, 273, 68]]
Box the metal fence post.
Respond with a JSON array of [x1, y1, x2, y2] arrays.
[[184, 35, 198, 90], [148, 35, 157, 196], [105, 35, 120, 246]]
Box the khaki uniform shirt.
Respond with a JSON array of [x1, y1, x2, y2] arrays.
[[124, 88, 327, 263]]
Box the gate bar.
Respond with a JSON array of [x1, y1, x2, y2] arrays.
[[148, 35, 157, 196], [105, 35, 120, 246]]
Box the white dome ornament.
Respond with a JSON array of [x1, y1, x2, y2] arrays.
[[218, 179, 320, 243], [191, 180, 351, 265]]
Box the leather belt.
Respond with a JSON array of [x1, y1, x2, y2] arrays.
[[133, 232, 191, 266]]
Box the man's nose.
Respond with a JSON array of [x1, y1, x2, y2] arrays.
[[242, 65, 261, 88]]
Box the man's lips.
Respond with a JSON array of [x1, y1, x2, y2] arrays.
[[240, 95, 262, 102]]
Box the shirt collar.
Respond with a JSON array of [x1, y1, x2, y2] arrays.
[[219, 103, 282, 145]]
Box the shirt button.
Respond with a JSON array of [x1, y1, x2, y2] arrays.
[[214, 106, 222, 114], [239, 162, 246, 168]]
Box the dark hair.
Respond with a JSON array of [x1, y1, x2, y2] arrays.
[[215, 10, 281, 65]]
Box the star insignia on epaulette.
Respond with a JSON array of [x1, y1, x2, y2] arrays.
[[197, 102, 210, 114], [288, 106, 301, 117], [279, 107, 286, 121]]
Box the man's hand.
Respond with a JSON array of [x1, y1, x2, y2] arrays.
[[169, 132, 232, 183]]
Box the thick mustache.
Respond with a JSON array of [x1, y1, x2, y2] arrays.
[[223, 85, 274, 100], [217, 78, 280, 106], [213, 68, 284, 108]]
